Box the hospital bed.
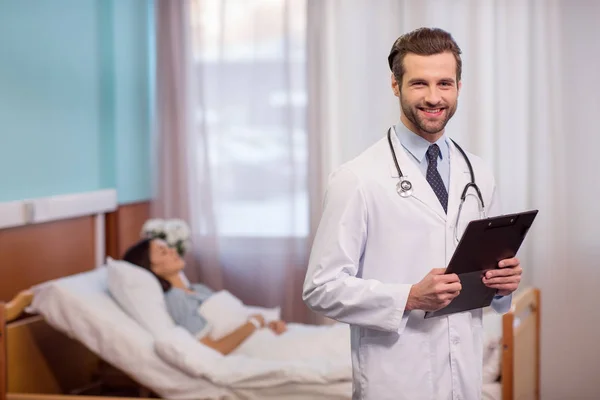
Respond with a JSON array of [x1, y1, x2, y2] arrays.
[[0, 192, 352, 400], [0, 194, 539, 400], [1, 267, 352, 400], [1, 279, 539, 400]]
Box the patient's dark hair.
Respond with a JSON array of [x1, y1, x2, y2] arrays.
[[122, 238, 172, 292]]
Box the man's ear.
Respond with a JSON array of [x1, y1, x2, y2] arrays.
[[457, 80, 462, 96], [391, 74, 400, 97]]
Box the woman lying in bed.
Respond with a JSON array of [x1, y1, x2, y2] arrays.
[[122, 238, 288, 355]]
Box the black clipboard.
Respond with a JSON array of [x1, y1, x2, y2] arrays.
[[424, 209, 538, 319]]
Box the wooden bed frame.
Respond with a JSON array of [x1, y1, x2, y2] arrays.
[[501, 287, 541, 400], [0, 286, 541, 400], [0, 291, 155, 400]]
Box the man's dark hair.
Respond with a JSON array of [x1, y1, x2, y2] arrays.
[[388, 27, 462, 86]]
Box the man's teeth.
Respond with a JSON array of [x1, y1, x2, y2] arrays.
[[422, 108, 441, 113]]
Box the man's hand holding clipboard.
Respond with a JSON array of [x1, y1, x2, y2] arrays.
[[405, 267, 463, 313], [482, 256, 523, 296], [420, 210, 538, 319]]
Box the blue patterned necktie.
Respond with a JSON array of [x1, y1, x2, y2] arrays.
[[426, 144, 448, 213]]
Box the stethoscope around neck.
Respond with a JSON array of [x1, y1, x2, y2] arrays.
[[386, 128, 486, 242]]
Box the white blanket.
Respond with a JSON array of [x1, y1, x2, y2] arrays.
[[154, 323, 352, 388], [156, 304, 503, 388]]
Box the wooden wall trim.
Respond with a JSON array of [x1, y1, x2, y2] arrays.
[[1, 303, 7, 400], [105, 201, 151, 260], [105, 211, 119, 260], [0, 199, 150, 301], [0, 217, 96, 301], [0, 190, 117, 280]]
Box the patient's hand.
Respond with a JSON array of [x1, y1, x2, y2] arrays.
[[268, 320, 287, 335]]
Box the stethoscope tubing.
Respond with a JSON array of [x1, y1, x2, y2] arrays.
[[386, 127, 485, 208]]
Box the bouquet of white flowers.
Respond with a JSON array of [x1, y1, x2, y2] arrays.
[[140, 218, 191, 257]]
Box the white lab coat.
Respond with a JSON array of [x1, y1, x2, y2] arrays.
[[303, 131, 512, 400]]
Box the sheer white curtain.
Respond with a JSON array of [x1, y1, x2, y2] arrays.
[[550, 1, 600, 398], [153, 0, 222, 288], [308, 0, 599, 397], [154, 0, 311, 322], [307, 0, 562, 238]]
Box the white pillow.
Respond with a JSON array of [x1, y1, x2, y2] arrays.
[[245, 305, 281, 324], [106, 257, 175, 338], [198, 290, 283, 341], [198, 290, 249, 341]]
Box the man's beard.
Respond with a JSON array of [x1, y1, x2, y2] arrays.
[[401, 98, 457, 135]]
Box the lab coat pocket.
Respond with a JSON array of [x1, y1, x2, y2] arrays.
[[359, 328, 430, 399]]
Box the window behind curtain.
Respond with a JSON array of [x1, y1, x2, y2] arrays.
[[189, 0, 308, 238]]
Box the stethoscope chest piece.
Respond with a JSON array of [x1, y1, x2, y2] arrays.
[[396, 177, 413, 198]]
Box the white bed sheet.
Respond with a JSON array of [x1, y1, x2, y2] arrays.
[[30, 268, 352, 400]]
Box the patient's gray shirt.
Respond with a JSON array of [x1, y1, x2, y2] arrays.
[[164, 283, 214, 338]]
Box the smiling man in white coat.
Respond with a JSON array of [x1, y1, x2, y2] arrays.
[[303, 28, 523, 400]]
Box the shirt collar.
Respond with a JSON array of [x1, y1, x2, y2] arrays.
[[393, 122, 450, 164]]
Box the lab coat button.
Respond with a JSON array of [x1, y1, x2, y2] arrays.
[[452, 337, 460, 345]]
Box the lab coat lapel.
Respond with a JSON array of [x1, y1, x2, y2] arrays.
[[388, 132, 447, 221], [446, 142, 472, 227]]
